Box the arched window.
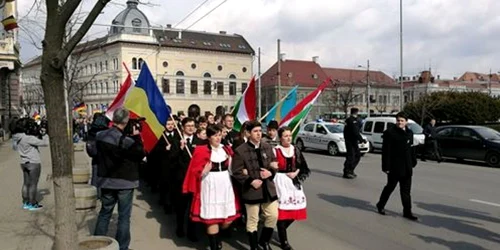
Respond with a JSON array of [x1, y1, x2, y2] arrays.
[[99, 82, 103, 94], [229, 74, 237, 96], [138, 58, 144, 70], [105, 82, 109, 94], [90, 83, 94, 94], [132, 58, 137, 70], [176, 71, 185, 94], [203, 73, 212, 95]]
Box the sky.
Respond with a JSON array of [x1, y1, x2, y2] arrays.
[[17, 0, 500, 79]]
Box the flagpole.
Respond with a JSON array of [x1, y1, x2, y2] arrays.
[[291, 117, 305, 135], [170, 113, 192, 158], [259, 86, 297, 122]]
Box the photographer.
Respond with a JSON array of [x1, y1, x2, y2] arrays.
[[12, 118, 49, 211], [93, 107, 145, 250], [85, 113, 110, 198]]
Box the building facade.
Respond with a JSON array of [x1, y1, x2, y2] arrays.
[[0, 0, 21, 129], [21, 0, 254, 118]]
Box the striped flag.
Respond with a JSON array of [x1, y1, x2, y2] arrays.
[[105, 63, 134, 120], [231, 76, 256, 132], [264, 85, 298, 124], [1, 15, 17, 31]]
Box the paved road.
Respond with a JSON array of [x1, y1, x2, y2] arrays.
[[301, 150, 500, 250]]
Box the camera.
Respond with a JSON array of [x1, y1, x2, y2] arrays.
[[15, 118, 47, 138], [124, 117, 146, 135]]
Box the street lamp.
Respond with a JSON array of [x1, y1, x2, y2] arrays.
[[399, 0, 404, 111], [358, 60, 370, 117]]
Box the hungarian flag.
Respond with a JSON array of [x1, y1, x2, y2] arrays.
[[279, 78, 330, 139], [2, 15, 17, 31], [231, 76, 256, 132], [105, 63, 134, 120]]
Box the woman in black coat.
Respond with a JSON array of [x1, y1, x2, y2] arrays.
[[376, 112, 418, 221]]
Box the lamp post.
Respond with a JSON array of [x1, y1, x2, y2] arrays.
[[358, 60, 370, 117], [399, 0, 404, 111]]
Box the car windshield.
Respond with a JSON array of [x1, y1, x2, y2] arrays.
[[326, 124, 344, 133], [475, 127, 500, 140], [408, 123, 423, 134]]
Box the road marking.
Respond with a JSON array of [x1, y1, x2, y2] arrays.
[[469, 199, 500, 207]]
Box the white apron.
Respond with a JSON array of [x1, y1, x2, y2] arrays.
[[274, 172, 307, 210]]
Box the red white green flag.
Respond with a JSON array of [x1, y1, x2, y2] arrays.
[[231, 76, 257, 132]]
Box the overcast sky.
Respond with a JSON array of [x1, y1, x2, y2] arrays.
[[17, 0, 500, 79]]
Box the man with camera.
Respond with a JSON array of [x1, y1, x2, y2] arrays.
[[94, 107, 145, 250], [12, 118, 49, 211]]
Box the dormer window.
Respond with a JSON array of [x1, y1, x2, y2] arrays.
[[131, 18, 142, 33]]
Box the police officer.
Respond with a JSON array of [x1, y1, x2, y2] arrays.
[[343, 108, 366, 179]]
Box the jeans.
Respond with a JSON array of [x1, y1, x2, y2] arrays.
[[94, 188, 134, 250], [21, 163, 41, 204]]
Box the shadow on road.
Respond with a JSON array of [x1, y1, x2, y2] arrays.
[[416, 202, 500, 224], [412, 234, 487, 250], [418, 215, 500, 244], [310, 168, 344, 178], [317, 194, 376, 213]]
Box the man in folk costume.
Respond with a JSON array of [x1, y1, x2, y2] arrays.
[[174, 117, 202, 241], [183, 125, 241, 250], [149, 117, 179, 214], [262, 120, 279, 147], [274, 127, 311, 250], [232, 120, 279, 250]]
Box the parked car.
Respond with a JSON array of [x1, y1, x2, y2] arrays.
[[295, 121, 370, 156], [361, 117, 425, 152], [435, 125, 500, 167]]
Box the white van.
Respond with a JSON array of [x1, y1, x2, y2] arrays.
[[361, 117, 425, 152]]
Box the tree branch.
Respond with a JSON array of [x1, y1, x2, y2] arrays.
[[46, 0, 59, 17], [56, 0, 110, 66], [60, 0, 82, 25]]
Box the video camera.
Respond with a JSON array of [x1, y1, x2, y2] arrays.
[[124, 117, 146, 135], [17, 118, 47, 139]]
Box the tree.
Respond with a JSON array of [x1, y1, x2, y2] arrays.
[[324, 79, 364, 117], [39, 0, 111, 249], [373, 90, 387, 114]]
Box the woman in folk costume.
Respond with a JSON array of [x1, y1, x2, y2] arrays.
[[274, 127, 311, 250], [183, 125, 241, 250]]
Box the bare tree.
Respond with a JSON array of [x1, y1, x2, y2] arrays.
[[324, 80, 364, 117], [38, 0, 111, 249], [373, 90, 388, 114]]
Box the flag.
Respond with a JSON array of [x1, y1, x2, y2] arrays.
[[124, 62, 170, 152], [73, 102, 85, 112], [105, 63, 134, 120], [2, 15, 17, 31], [32, 112, 40, 120], [279, 78, 330, 139], [231, 76, 256, 132], [264, 86, 298, 124]]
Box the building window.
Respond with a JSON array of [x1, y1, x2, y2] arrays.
[[191, 80, 198, 94], [191, 63, 196, 69], [218, 65, 223, 71], [138, 58, 144, 70], [203, 73, 212, 95], [132, 58, 137, 70], [100, 62, 103, 72], [131, 18, 142, 33], [242, 67, 247, 73], [217, 82, 224, 95], [162, 78, 170, 94], [105, 60, 108, 71], [105, 82, 109, 94], [163, 61, 168, 68], [229, 82, 236, 95], [241, 82, 248, 93], [176, 71, 185, 94], [114, 58, 119, 70]]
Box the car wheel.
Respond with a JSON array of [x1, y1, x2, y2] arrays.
[[486, 152, 500, 168], [328, 142, 339, 156], [296, 139, 305, 151]]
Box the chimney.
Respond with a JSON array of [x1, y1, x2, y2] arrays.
[[219, 31, 227, 34], [437, 75, 440, 80], [312, 56, 319, 63], [166, 24, 172, 28]]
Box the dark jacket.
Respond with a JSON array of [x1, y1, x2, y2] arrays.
[[424, 124, 437, 140], [232, 141, 278, 204], [262, 135, 279, 147], [175, 135, 202, 182], [149, 130, 180, 178], [344, 116, 364, 143], [95, 127, 145, 181], [226, 129, 239, 145], [382, 126, 417, 177]]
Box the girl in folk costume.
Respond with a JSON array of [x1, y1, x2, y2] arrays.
[[183, 125, 241, 250], [274, 127, 311, 250]]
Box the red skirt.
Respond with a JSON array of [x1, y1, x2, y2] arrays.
[[279, 208, 307, 221]]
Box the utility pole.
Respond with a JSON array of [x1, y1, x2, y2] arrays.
[[366, 60, 370, 117], [7, 74, 11, 118], [277, 39, 281, 103], [399, 0, 404, 111], [258, 47, 262, 118], [489, 68, 492, 96]]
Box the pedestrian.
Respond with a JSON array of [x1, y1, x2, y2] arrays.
[[12, 118, 49, 211], [85, 112, 111, 199], [232, 120, 279, 250], [274, 127, 311, 250], [93, 107, 146, 250], [376, 112, 418, 221], [343, 108, 366, 179], [206, 112, 216, 125], [183, 125, 241, 250], [422, 118, 442, 163], [222, 114, 238, 146], [262, 120, 279, 147]]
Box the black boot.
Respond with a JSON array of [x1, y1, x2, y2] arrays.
[[259, 227, 274, 250], [208, 234, 218, 250], [248, 231, 260, 250], [277, 221, 292, 250]]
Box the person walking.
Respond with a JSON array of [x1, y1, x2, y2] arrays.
[[376, 112, 419, 221], [422, 118, 442, 163], [183, 125, 241, 249], [232, 120, 279, 250], [343, 108, 366, 179], [274, 127, 311, 250], [93, 108, 145, 250]]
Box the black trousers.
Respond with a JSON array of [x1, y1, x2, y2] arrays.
[[422, 140, 442, 161], [173, 180, 196, 235], [343, 141, 361, 174], [377, 174, 412, 214]]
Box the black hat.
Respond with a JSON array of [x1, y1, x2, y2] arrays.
[[267, 120, 279, 130]]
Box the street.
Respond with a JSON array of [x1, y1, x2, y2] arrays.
[[1, 142, 500, 250]]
